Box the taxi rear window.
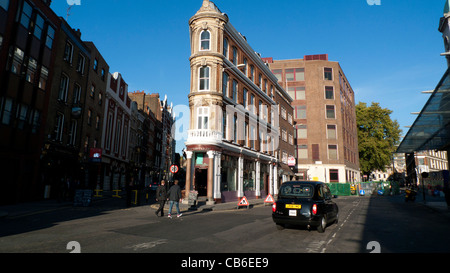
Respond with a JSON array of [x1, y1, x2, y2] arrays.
[[279, 184, 314, 198]]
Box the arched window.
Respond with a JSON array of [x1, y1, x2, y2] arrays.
[[199, 66, 210, 91], [200, 30, 210, 51]]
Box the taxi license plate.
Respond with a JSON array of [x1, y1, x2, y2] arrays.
[[285, 204, 302, 209]]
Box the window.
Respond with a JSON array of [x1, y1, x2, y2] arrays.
[[200, 30, 210, 51], [296, 125, 307, 139], [90, 84, 95, 98], [330, 169, 339, 182], [95, 115, 100, 130], [101, 69, 105, 81], [58, 75, 69, 102], [250, 65, 255, 82], [1, 97, 13, 125], [232, 80, 238, 103], [93, 59, 98, 71], [250, 94, 255, 114], [197, 107, 209, 130], [243, 58, 248, 76], [223, 37, 228, 58], [11, 47, 24, 74], [326, 105, 335, 119], [281, 106, 287, 120], [282, 129, 287, 142], [233, 115, 238, 143], [297, 145, 308, 159], [34, 14, 44, 39], [285, 68, 305, 81], [222, 72, 229, 97], [295, 105, 306, 119], [222, 110, 227, 139], [45, 26, 55, 49], [312, 144, 320, 161], [20, 1, 32, 29], [250, 125, 255, 149], [39, 67, 49, 90], [77, 54, 85, 74], [29, 109, 40, 133], [258, 74, 262, 89], [68, 120, 77, 146], [328, 145, 338, 160], [0, 0, 9, 11], [0, 35, 3, 48], [87, 109, 92, 125], [243, 88, 248, 108], [25, 57, 37, 83], [325, 86, 334, 99], [273, 69, 282, 82], [63, 41, 73, 63], [287, 86, 305, 100], [324, 68, 333, 80], [232, 46, 238, 65], [199, 66, 210, 91], [16, 104, 27, 130], [54, 113, 64, 142], [327, 125, 337, 139], [73, 84, 81, 104]]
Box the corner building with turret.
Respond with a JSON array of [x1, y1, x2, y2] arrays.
[[185, 0, 295, 204]]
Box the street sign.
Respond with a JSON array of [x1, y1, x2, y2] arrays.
[[264, 194, 274, 204], [170, 165, 179, 174], [237, 196, 249, 208], [288, 156, 296, 167]]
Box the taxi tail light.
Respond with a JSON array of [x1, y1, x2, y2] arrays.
[[312, 204, 317, 215], [272, 203, 276, 213]]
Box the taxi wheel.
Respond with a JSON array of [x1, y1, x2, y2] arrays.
[[317, 216, 327, 233]]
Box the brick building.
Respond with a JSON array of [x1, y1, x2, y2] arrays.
[[0, 0, 60, 204], [266, 55, 361, 183], [40, 18, 91, 200]]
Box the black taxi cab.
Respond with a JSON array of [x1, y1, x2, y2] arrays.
[[272, 181, 339, 233]]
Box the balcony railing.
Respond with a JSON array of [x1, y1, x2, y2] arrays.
[[186, 129, 223, 144]]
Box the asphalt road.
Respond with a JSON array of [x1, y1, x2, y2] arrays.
[[1, 194, 450, 254]]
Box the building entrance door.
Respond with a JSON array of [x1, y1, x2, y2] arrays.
[[195, 168, 208, 196]]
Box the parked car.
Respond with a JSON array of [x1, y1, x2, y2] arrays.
[[272, 181, 339, 233]]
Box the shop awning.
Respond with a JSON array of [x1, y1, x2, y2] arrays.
[[397, 67, 450, 153]]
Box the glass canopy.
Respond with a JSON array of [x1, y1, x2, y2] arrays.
[[397, 67, 450, 153]]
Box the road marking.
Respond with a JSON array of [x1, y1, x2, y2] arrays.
[[320, 198, 362, 253], [125, 239, 168, 251]]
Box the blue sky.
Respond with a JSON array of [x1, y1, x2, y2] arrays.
[[50, 0, 448, 153]]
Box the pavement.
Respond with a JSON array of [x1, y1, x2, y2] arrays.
[[0, 192, 268, 219], [1, 190, 449, 220]]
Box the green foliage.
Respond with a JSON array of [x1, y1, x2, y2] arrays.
[[356, 102, 402, 175]]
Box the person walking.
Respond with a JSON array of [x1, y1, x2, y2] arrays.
[[167, 180, 182, 218], [155, 180, 167, 217]]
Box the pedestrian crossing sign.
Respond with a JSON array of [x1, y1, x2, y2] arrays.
[[264, 194, 274, 204]]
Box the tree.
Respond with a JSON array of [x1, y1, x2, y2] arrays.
[[356, 102, 402, 177]]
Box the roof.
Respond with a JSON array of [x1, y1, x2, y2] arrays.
[[396, 67, 450, 153]]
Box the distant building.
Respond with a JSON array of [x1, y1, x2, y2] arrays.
[[128, 91, 175, 183], [266, 55, 361, 183], [101, 72, 131, 191]]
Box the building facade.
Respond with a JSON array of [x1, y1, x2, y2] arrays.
[[41, 18, 91, 200], [80, 41, 109, 190], [266, 55, 361, 183], [0, 0, 60, 204], [185, 0, 294, 204], [101, 72, 131, 191]]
